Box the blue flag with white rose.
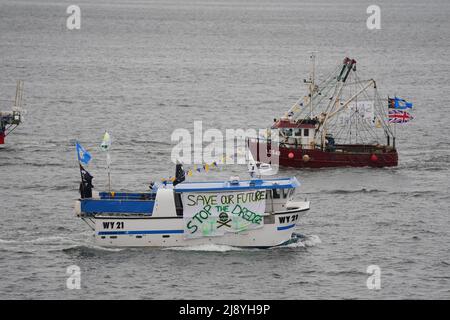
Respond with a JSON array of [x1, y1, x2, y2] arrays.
[[76, 142, 92, 166], [388, 97, 413, 109]]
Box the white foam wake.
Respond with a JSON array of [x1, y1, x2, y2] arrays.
[[302, 234, 322, 247], [0, 238, 18, 244], [163, 244, 243, 252]]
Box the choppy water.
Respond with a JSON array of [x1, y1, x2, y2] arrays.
[[1, 0, 449, 299]]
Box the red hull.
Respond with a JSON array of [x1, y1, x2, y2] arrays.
[[249, 140, 398, 168], [0, 132, 4, 145]]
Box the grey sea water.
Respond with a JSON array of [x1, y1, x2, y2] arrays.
[[1, 0, 449, 299]]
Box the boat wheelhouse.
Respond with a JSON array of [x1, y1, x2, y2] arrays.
[[273, 118, 318, 150]]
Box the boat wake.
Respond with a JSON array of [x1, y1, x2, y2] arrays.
[[61, 245, 125, 254], [163, 244, 244, 252], [163, 234, 321, 252], [1, 232, 321, 253], [0, 233, 124, 254], [298, 234, 322, 247], [278, 233, 322, 248], [0, 236, 76, 246], [321, 188, 383, 195]]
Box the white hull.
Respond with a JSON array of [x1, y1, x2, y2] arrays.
[[84, 204, 309, 248]]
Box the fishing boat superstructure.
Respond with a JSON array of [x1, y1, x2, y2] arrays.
[[249, 55, 398, 168], [0, 81, 24, 145], [75, 164, 310, 248]]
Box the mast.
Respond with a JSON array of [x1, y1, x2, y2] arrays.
[[1, 80, 24, 139], [319, 58, 357, 148], [305, 52, 317, 119], [14, 80, 24, 110], [310, 53, 315, 118]]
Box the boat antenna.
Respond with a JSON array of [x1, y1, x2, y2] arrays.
[[304, 52, 317, 119]]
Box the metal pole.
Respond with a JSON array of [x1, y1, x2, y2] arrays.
[[106, 152, 111, 192], [310, 53, 315, 119]]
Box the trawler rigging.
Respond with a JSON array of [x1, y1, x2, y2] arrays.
[[249, 55, 404, 168], [0, 81, 24, 145]]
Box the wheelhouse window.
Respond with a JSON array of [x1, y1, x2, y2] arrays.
[[288, 188, 295, 198], [303, 128, 309, 137], [272, 189, 281, 199], [174, 193, 183, 216]]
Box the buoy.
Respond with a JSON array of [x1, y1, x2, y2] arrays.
[[370, 154, 378, 162], [302, 154, 310, 162], [288, 152, 294, 159]]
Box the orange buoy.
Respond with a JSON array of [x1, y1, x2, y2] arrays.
[[302, 154, 310, 162], [288, 152, 294, 159]]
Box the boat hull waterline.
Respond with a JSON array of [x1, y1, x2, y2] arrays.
[[249, 139, 398, 168], [78, 206, 308, 248]]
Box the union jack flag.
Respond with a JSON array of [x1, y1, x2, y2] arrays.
[[388, 110, 413, 123]]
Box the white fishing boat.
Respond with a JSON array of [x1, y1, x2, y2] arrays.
[[74, 160, 311, 248]]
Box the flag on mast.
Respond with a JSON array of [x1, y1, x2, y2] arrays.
[[100, 131, 111, 151], [75, 142, 92, 166], [388, 110, 413, 123], [388, 97, 413, 109], [100, 131, 112, 191]]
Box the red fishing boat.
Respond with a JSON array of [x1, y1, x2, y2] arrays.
[[249, 55, 410, 168], [0, 81, 24, 146]]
